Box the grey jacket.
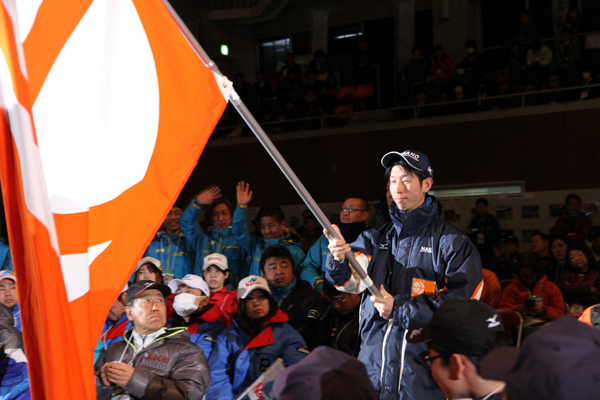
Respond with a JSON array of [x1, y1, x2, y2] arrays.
[[95, 327, 210, 400], [0, 303, 22, 350]]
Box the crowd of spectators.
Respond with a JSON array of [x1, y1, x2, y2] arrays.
[[1, 175, 600, 398], [214, 7, 600, 139]]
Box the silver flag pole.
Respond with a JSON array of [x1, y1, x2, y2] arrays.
[[161, 0, 381, 298]]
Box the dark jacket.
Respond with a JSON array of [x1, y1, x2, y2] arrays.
[[326, 196, 483, 400], [95, 327, 209, 400], [317, 303, 360, 356], [278, 279, 324, 350], [551, 212, 593, 244], [0, 303, 30, 399], [169, 304, 226, 361]]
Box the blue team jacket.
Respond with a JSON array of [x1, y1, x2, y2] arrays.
[[180, 201, 250, 286], [168, 305, 226, 361], [145, 233, 193, 279], [326, 196, 483, 400], [206, 309, 308, 400]]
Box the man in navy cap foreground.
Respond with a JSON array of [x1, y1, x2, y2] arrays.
[[325, 149, 483, 400]]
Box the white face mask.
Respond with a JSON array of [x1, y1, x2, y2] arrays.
[[173, 293, 204, 317]]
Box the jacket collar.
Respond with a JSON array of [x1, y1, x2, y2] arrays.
[[389, 195, 438, 238], [271, 278, 297, 305], [244, 309, 290, 351]]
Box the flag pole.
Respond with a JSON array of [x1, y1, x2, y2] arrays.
[[160, 0, 381, 298]]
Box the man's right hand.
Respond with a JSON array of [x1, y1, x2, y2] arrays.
[[324, 224, 351, 262], [196, 185, 222, 205], [236, 181, 253, 205], [100, 363, 112, 387]]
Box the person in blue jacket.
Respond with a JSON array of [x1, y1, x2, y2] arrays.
[[167, 274, 225, 360], [145, 204, 193, 280], [207, 275, 309, 400], [233, 182, 307, 281], [325, 150, 483, 400], [0, 240, 12, 271], [300, 197, 371, 291], [179, 185, 250, 286], [94, 283, 132, 366]]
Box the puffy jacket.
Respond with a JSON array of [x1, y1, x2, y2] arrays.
[[317, 302, 360, 356], [299, 235, 329, 288], [95, 327, 209, 400], [499, 274, 565, 320], [551, 212, 593, 244], [207, 309, 308, 400], [481, 268, 501, 309], [11, 304, 20, 333], [326, 196, 483, 400], [168, 304, 226, 360], [210, 288, 238, 326], [145, 233, 193, 279], [0, 303, 30, 400], [232, 205, 306, 279], [275, 279, 324, 350], [180, 201, 250, 286], [0, 240, 12, 271]]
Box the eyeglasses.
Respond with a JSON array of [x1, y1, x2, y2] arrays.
[[340, 207, 365, 213], [420, 352, 443, 368]]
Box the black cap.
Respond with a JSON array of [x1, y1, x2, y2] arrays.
[[503, 235, 519, 245], [406, 300, 505, 356], [381, 149, 434, 179], [126, 280, 171, 305]]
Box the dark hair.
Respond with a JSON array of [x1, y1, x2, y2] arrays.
[[313, 49, 326, 58], [532, 39, 542, 50], [465, 39, 476, 48], [565, 194, 582, 204], [550, 235, 570, 248], [433, 44, 444, 52], [236, 289, 278, 336], [430, 331, 510, 373], [515, 252, 545, 275], [205, 197, 234, 226], [135, 263, 164, 284], [569, 243, 598, 271], [531, 232, 549, 243], [475, 198, 488, 207], [384, 159, 428, 185], [322, 281, 344, 298], [259, 246, 294, 273], [257, 205, 285, 223]]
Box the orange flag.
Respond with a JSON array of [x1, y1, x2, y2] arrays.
[[0, 0, 230, 398]]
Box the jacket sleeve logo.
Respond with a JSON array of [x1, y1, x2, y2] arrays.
[[411, 278, 436, 297]]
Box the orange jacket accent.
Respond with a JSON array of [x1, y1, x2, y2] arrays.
[[480, 268, 501, 308], [499, 274, 566, 320]]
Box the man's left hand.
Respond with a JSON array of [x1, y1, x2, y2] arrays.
[[370, 285, 394, 320], [105, 362, 135, 388]]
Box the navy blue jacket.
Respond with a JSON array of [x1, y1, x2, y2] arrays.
[[326, 197, 483, 400], [206, 309, 308, 400]]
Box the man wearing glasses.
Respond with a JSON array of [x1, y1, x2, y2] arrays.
[[406, 300, 508, 400], [299, 197, 370, 292], [325, 149, 483, 400]]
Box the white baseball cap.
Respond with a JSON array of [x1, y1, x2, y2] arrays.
[[237, 275, 271, 300], [0, 270, 15, 283], [168, 274, 210, 297], [134, 256, 162, 274], [203, 253, 229, 271]]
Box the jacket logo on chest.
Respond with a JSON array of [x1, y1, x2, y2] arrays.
[[143, 352, 171, 371], [420, 246, 432, 253], [379, 243, 389, 250]]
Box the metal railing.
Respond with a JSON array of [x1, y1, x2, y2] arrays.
[[212, 82, 600, 139]]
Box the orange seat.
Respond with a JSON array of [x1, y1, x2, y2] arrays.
[[353, 84, 374, 98], [337, 86, 357, 99], [332, 105, 354, 119]]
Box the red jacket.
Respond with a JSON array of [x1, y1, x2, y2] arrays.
[[481, 268, 501, 308], [551, 213, 592, 244], [499, 274, 565, 320], [210, 288, 238, 326]]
